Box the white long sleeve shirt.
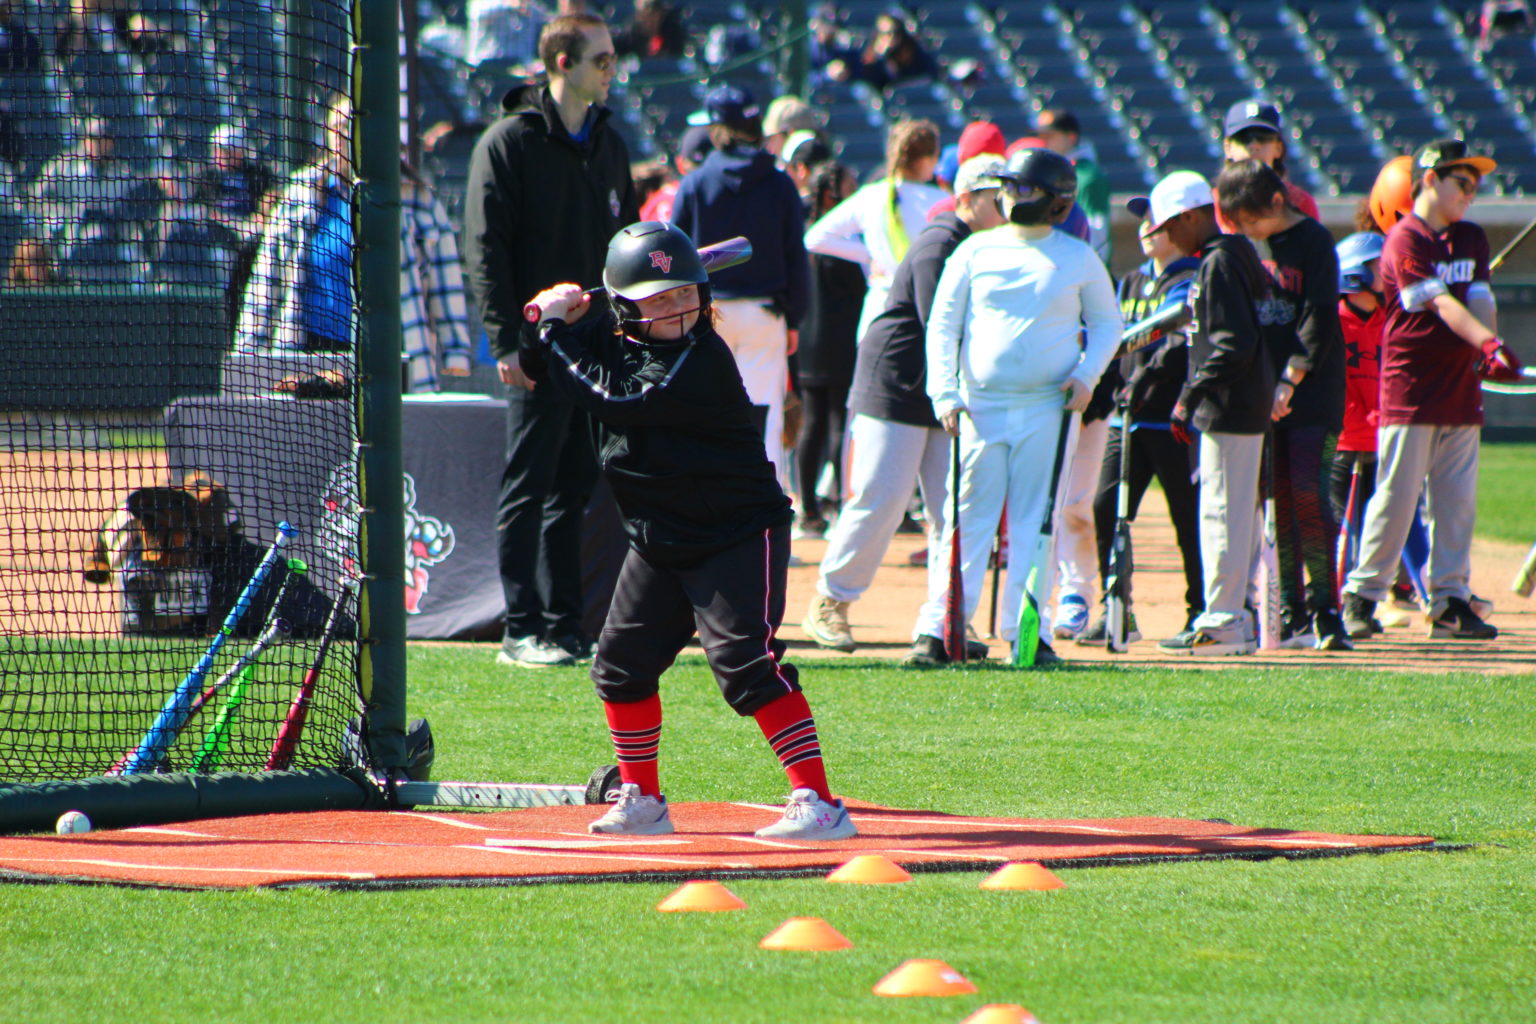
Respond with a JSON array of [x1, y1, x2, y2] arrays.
[[925, 226, 1122, 419], [804, 177, 948, 289]]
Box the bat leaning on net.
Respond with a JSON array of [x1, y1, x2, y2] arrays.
[[942, 431, 967, 663], [1015, 410, 1075, 668], [191, 558, 309, 772], [265, 578, 356, 771], [522, 236, 754, 322], [113, 521, 298, 774]]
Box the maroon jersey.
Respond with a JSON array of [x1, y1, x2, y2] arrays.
[[1379, 214, 1490, 426]]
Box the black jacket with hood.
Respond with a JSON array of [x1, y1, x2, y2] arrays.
[[462, 84, 640, 361], [1179, 232, 1275, 435]]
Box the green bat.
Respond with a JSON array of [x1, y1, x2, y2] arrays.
[[1014, 411, 1074, 668], [191, 557, 307, 771]]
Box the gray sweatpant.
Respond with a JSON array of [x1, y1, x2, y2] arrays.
[[1191, 431, 1264, 640], [1344, 423, 1480, 615]]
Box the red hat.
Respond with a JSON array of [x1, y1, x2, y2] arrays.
[[958, 121, 1005, 162], [1004, 136, 1047, 158]]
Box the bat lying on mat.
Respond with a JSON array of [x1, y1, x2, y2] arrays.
[[522, 236, 754, 322]]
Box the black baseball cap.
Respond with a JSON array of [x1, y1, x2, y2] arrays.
[[1224, 100, 1282, 137], [1035, 108, 1080, 136], [1413, 138, 1497, 177], [687, 84, 761, 130]]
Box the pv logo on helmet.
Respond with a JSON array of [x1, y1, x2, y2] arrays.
[[649, 251, 673, 273]]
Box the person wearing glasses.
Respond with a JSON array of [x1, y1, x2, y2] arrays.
[[1341, 140, 1522, 641], [463, 12, 640, 669], [1217, 101, 1319, 230]]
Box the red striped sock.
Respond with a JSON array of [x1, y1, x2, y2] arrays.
[[752, 691, 831, 803], [603, 694, 662, 797]]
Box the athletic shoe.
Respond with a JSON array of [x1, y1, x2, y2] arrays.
[[1157, 628, 1257, 656], [1279, 611, 1315, 650], [1032, 641, 1064, 667], [907, 546, 928, 566], [1313, 608, 1355, 651], [1428, 597, 1498, 639], [1378, 604, 1413, 629], [551, 632, 594, 663], [1051, 595, 1090, 639], [900, 634, 987, 667], [587, 783, 674, 835], [803, 596, 856, 653], [792, 516, 827, 541], [754, 788, 857, 840], [1341, 593, 1379, 640], [497, 635, 576, 668], [1470, 594, 1494, 619], [1076, 612, 1143, 647]]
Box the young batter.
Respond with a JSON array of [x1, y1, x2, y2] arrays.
[[523, 221, 856, 840]]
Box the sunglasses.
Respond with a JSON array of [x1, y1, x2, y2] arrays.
[[1442, 172, 1480, 196], [583, 51, 616, 71]]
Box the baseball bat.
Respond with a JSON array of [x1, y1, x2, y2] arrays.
[[985, 524, 1002, 638], [186, 617, 293, 772], [191, 558, 309, 772], [522, 236, 754, 322], [1114, 297, 1191, 359], [1491, 214, 1536, 272], [114, 521, 298, 774], [1105, 414, 1135, 653], [1334, 459, 1361, 607], [1015, 410, 1075, 668], [943, 431, 966, 663], [1258, 438, 1281, 651], [266, 580, 355, 770], [1512, 540, 1536, 598]]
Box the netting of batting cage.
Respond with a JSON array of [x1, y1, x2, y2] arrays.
[[0, 1, 378, 782]]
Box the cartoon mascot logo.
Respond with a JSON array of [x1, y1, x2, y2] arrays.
[[320, 465, 455, 614]]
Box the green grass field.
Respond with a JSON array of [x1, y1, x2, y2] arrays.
[[1477, 442, 1536, 545], [2, 653, 1532, 1023]]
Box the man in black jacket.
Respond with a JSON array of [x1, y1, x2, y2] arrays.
[[462, 12, 639, 668], [1152, 171, 1274, 657], [800, 155, 1004, 658]]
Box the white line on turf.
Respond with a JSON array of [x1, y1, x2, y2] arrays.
[[461, 845, 755, 868], [0, 857, 376, 879], [394, 812, 498, 831], [483, 838, 693, 849], [124, 827, 223, 838]]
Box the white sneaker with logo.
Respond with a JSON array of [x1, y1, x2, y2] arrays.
[[754, 788, 858, 840], [587, 783, 674, 835]]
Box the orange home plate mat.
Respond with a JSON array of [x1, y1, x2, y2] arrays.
[[0, 800, 1436, 890]]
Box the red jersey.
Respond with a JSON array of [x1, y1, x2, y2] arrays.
[[1338, 299, 1383, 452], [641, 179, 680, 224], [1379, 214, 1490, 426]]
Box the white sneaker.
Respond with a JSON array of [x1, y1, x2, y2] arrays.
[[754, 788, 857, 840], [1052, 595, 1090, 639], [587, 783, 674, 835]]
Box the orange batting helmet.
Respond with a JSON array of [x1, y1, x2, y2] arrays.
[[1369, 154, 1415, 233]]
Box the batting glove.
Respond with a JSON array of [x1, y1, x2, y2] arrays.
[[1169, 402, 1192, 446], [1478, 338, 1524, 382]]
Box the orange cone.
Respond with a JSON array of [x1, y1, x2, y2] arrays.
[[826, 854, 912, 884], [960, 1004, 1041, 1024], [758, 917, 853, 951], [656, 880, 746, 912], [978, 862, 1065, 891], [872, 958, 977, 997]]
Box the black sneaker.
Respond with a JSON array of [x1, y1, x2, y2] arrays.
[[1279, 610, 1315, 650], [1428, 597, 1498, 639], [901, 634, 946, 667], [1312, 608, 1355, 651], [1033, 642, 1064, 667], [551, 632, 594, 662], [1076, 613, 1141, 647], [1341, 592, 1378, 640]]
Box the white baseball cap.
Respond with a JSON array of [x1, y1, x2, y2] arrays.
[[1147, 170, 1213, 230], [954, 154, 1006, 195]]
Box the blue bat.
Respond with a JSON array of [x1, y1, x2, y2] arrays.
[[115, 522, 298, 774]]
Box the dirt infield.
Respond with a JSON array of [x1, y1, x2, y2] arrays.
[[0, 800, 1435, 890], [779, 488, 1535, 675]]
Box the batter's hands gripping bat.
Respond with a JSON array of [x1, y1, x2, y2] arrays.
[[190, 557, 308, 772], [1258, 439, 1282, 651], [1015, 410, 1075, 668], [266, 578, 356, 770], [943, 431, 967, 663], [114, 521, 297, 774], [1105, 414, 1135, 654], [522, 236, 754, 322]]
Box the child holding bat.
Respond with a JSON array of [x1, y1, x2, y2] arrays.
[[520, 221, 856, 840]]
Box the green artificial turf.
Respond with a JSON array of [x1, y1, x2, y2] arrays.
[[1476, 442, 1536, 546], [2, 654, 1532, 1023]]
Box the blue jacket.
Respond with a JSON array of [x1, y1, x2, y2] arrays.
[[669, 145, 810, 328]]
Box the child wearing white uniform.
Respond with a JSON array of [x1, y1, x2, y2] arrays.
[[804, 119, 947, 345], [913, 149, 1121, 663]]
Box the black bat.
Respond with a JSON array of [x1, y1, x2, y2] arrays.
[[1115, 301, 1192, 358], [943, 431, 967, 663], [1105, 412, 1134, 653], [523, 236, 754, 322]]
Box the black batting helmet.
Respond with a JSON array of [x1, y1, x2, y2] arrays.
[[603, 221, 709, 302], [993, 147, 1078, 225]]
